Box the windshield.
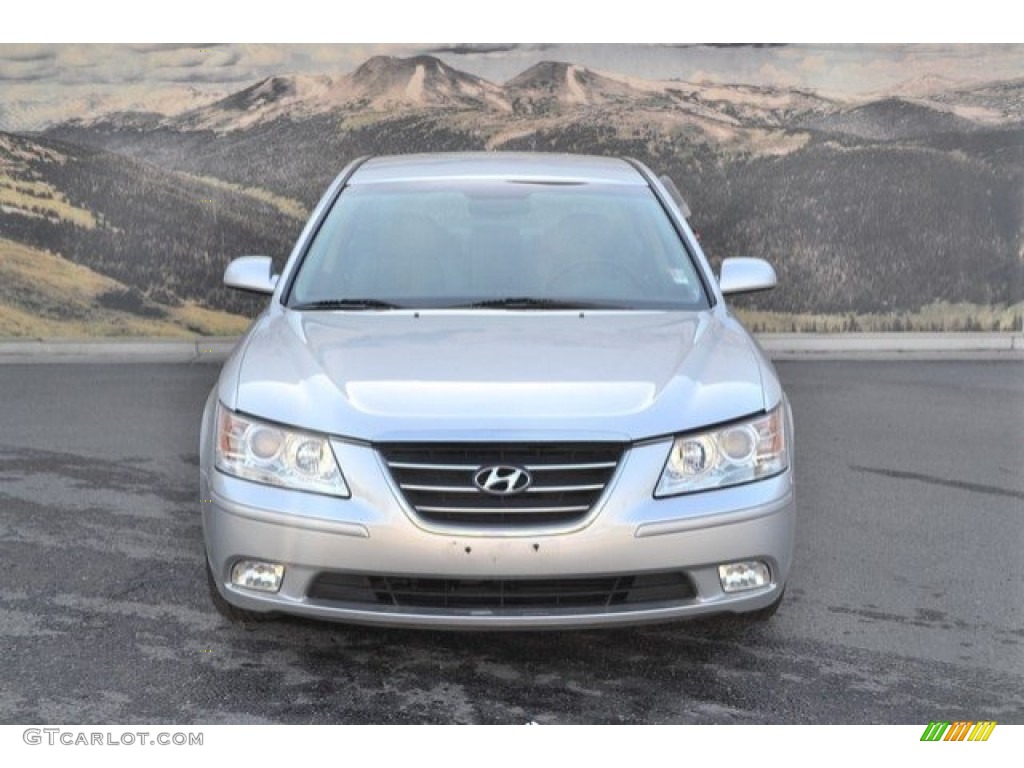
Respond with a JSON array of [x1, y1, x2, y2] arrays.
[[286, 179, 709, 310]]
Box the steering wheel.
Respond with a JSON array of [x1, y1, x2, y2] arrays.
[[545, 260, 645, 294]]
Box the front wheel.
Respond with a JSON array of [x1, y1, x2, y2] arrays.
[[743, 587, 785, 622], [691, 588, 785, 633]]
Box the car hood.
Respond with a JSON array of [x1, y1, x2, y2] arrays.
[[224, 308, 771, 442]]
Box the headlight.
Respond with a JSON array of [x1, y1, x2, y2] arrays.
[[215, 405, 350, 497], [655, 406, 787, 497]]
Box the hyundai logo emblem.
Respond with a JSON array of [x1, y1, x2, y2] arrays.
[[473, 465, 533, 496]]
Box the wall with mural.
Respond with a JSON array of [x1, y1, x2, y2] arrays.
[[0, 44, 1020, 336]]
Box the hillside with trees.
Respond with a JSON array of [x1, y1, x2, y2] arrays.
[[2, 54, 1018, 333]]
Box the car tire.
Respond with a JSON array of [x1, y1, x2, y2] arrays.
[[205, 560, 274, 623], [743, 586, 785, 622], [692, 588, 785, 634]]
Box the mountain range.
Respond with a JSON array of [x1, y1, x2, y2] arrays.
[[3, 53, 1021, 332]]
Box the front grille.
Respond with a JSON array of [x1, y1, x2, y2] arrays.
[[307, 571, 696, 611], [378, 442, 625, 528]]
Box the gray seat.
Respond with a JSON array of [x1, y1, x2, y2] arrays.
[[540, 213, 645, 295], [463, 223, 537, 295], [345, 213, 454, 297]]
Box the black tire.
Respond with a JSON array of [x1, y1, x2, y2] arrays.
[[205, 560, 275, 624], [743, 587, 785, 622], [691, 587, 785, 633]]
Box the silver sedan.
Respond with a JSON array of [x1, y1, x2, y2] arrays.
[[200, 152, 795, 629]]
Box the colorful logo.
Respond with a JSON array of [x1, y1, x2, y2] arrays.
[[920, 721, 996, 742]]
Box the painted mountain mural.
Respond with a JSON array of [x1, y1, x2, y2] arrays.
[[1, 46, 1021, 336]]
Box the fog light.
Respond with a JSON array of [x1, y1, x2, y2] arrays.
[[718, 561, 770, 593], [231, 560, 285, 592]]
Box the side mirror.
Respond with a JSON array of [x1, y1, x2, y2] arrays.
[[719, 257, 777, 295], [224, 256, 278, 295]]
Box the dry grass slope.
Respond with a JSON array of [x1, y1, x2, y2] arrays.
[[0, 175, 96, 228], [0, 238, 249, 338], [735, 301, 1024, 333]]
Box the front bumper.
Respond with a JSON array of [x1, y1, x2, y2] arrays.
[[201, 438, 795, 629]]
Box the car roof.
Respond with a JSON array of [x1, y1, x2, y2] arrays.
[[350, 152, 647, 186]]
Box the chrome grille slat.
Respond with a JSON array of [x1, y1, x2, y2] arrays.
[[526, 484, 605, 493], [388, 461, 480, 471], [399, 484, 479, 494], [399, 483, 606, 494], [524, 462, 619, 471], [379, 442, 625, 528], [417, 505, 592, 515]]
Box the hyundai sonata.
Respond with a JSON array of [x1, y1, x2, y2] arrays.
[[199, 152, 795, 629]]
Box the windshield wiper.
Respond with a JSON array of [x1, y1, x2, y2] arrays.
[[291, 299, 406, 311], [451, 297, 618, 310]]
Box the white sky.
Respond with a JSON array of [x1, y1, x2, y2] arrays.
[[3, 0, 1018, 42], [1, 4, 1021, 131]]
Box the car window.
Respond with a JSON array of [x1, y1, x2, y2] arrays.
[[287, 180, 708, 309]]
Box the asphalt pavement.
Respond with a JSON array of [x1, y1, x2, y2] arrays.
[[0, 360, 1021, 723]]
